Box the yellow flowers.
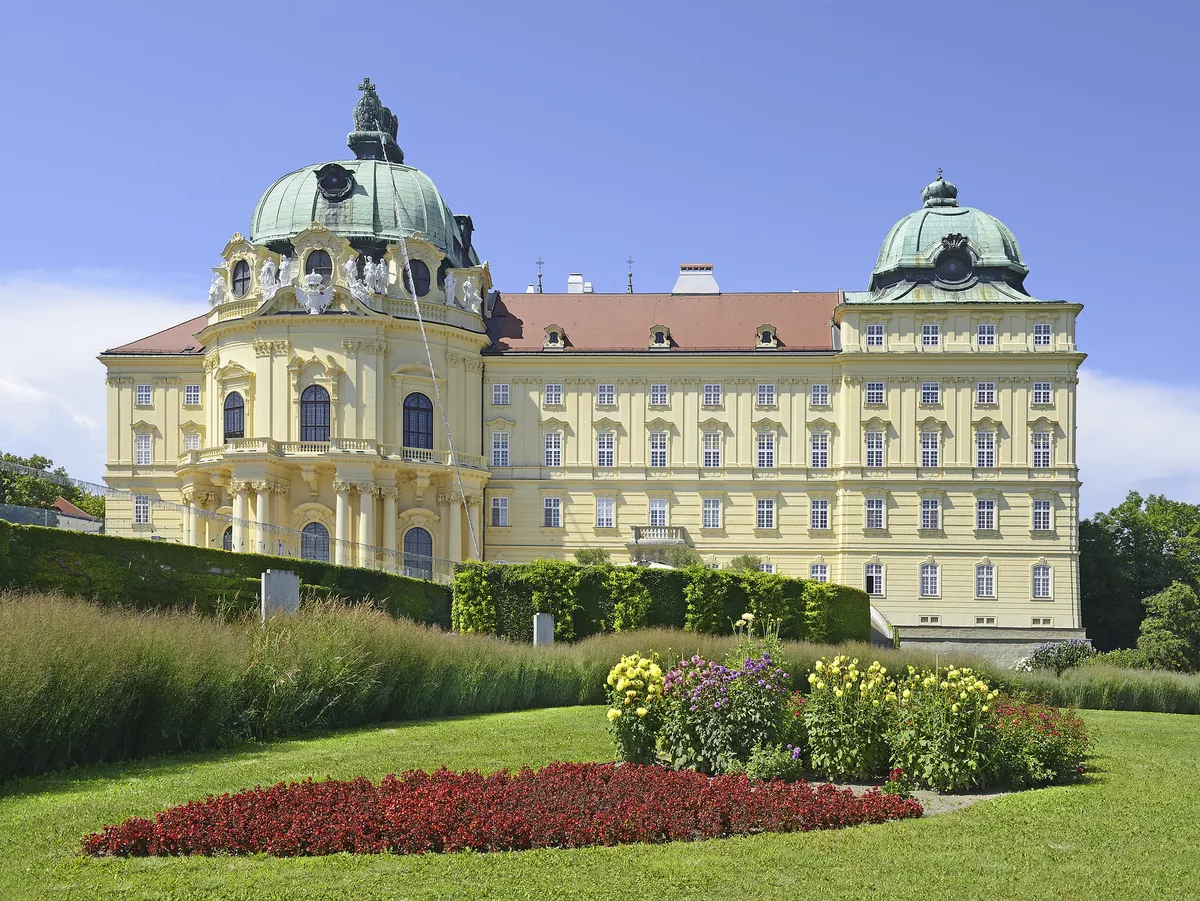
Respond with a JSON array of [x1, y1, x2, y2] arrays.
[[902, 689, 911, 699], [607, 709, 621, 722], [636, 707, 648, 717], [817, 681, 826, 690]]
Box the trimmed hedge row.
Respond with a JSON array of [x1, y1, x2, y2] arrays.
[[451, 560, 871, 644], [0, 521, 451, 627]]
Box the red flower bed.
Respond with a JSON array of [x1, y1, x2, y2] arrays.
[[83, 762, 922, 857]]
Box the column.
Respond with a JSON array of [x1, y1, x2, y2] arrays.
[[381, 486, 398, 569], [465, 494, 482, 560], [358, 484, 376, 569], [448, 494, 463, 563], [272, 484, 290, 558], [232, 481, 249, 552], [334, 479, 351, 565], [188, 495, 201, 547], [254, 481, 271, 555]]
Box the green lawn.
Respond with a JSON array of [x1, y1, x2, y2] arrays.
[[0, 707, 1196, 901]]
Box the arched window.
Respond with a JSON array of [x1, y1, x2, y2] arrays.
[[231, 260, 251, 297], [403, 527, 433, 580], [223, 392, 245, 441], [404, 259, 431, 297], [222, 526, 233, 551], [403, 392, 434, 449], [300, 384, 330, 443], [301, 522, 330, 562], [305, 250, 333, 285]]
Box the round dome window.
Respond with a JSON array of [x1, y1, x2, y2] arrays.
[[405, 260, 431, 297], [314, 164, 354, 202], [935, 252, 972, 283]]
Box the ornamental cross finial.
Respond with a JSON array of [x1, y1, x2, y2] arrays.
[[358, 77, 375, 94], [936, 166, 943, 180]]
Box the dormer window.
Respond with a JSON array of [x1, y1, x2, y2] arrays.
[[543, 324, 566, 350], [649, 324, 671, 349], [756, 324, 778, 348], [304, 250, 333, 286], [231, 260, 251, 298]]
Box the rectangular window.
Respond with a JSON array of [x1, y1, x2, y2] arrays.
[[1033, 499, 1052, 531], [866, 323, 884, 347], [976, 381, 996, 405], [133, 494, 150, 525], [543, 497, 561, 528], [1033, 323, 1053, 346], [757, 562, 775, 574], [135, 384, 152, 406], [976, 499, 996, 531], [184, 384, 201, 406], [865, 431, 884, 468], [757, 383, 776, 406], [703, 383, 722, 406], [491, 496, 509, 527], [865, 563, 884, 596], [596, 383, 615, 406], [595, 496, 614, 529], [702, 497, 722, 529], [919, 614, 941, 625], [1033, 381, 1052, 405], [920, 563, 939, 597], [702, 431, 721, 468], [811, 383, 830, 406], [544, 383, 563, 405], [920, 431, 940, 468], [1031, 616, 1054, 627], [810, 432, 829, 468], [810, 563, 829, 583], [543, 431, 562, 467], [183, 433, 201, 451], [1033, 564, 1052, 598], [976, 564, 996, 598], [976, 431, 996, 468], [865, 497, 884, 530], [977, 323, 996, 346], [1032, 432, 1052, 468], [756, 432, 775, 468], [922, 323, 940, 346], [649, 432, 668, 468], [596, 431, 615, 467], [135, 433, 151, 466], [756, 498, 776, 530], [648, 497, 668, 528], [810, 499, 830, 530], [921, 497, 940, 530], [492, 383, 510, 405], [975, 616, 997, 626], [491, 431, 510, 467], [921, 381, 941, 405], [650, 383, 669, 406], [866, 381, 885, 404]]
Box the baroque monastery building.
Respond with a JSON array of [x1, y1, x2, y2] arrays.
[[101, 81, 1086, 641]]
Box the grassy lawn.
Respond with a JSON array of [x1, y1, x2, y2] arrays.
[[0, 707, 1196, 901]]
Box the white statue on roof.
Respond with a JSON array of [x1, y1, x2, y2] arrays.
[[207, 274, 226, 307], [442, 270, 456, 306], [342, 258, 372, 304], [278, 255, 294, 289], [363, 257, 388, 295], [298, 271, 333, 315], [259, 258, 280, 302], [462, 276, 481, 314]]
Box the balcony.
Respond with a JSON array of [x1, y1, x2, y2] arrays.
[[627, 525, 689, 564], [178, 440, 488, 471]]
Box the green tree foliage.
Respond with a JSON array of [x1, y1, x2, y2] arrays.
[[0, 452, 106, 519], [663, 545, 702, 568], [726, 554, 764, 573], [1137, 582, 1200, 673], [573, 547, 611, 566]]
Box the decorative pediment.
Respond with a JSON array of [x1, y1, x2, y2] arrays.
[[752, 417, 784, 432], [216, 361, 252, 381], [398, 507, 441, 531], [649, 324, 671, 350], [755, 323, 778, 348], [486, 416, 516, 431], [972, 415, 1002, 431], [697, 417, 730, 433], [543, 323, 566, 351], [645, 417, 676, 432], [180, 420, 204, 434], [1028, 416, 1059, 433], [917, 415, 946, 433], [592, 416, 623, 432], [290, 502, 334, 533], [807, 417, 836, 433], [130, 419, 158, 434], [391, 362, 443, 384], [862, 415, 892, 431], [539, 416, 571, 433]]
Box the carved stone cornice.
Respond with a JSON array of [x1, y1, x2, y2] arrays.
[[269, 482, 290, 496], [152, 376, 182, 385], [105, 376, 135, 386], [254, 338, 291, 358], [463, 357, 484, 372]]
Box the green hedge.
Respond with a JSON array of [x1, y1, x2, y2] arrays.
[[0, 521, 451, 627], [452, 561, 871, 644]]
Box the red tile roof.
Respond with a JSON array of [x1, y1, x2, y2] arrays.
[[486, 292, 839, 353], [52, 497, 96, 520], [104, 315, 207, 355]]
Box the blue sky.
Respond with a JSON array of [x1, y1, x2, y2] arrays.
[[1, 0, 1198, 514]]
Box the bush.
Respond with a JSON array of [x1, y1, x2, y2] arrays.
[[804, 656, 894, 781], [1086, 648, 1150, 669], [605, 653, 665, 764], [744, 743, 806, 782], [1022, 639, 1096, 676], [573, 547, 611, 566], [990, 700, 1089, 788]]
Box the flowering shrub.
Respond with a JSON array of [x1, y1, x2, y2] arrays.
[[82, 763, 923, 856], [744, 743, 806, 782], [606, 654, 665, 764], [1018, 639, 1096, 675], [881, 766, 914, 798], [805, 656, 893, 781], [990, 699, 1089, 788]]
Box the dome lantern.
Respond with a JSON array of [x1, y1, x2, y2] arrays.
[[921, 169, 959, 208]]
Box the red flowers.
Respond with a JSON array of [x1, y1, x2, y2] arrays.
[[83, 763, 922, 857]]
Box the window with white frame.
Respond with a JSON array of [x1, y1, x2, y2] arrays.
[[596, 383, 615, 406], [977, 323, 996, 346], [491, 431, 510, 467], [135, 384, 152, 406], [919, 614, 941, 625], [133, 494, 150, 525], [866, 323, 884, 347], [810, 563, 829, 582], [1032, 499, 1052, 531], [976, 381, 996, 405], [810, 498, 830, 530], [543, 431, 562, 467], [757, 562, 775, 574], [1031, 615, 1054, 627], [183, 432, 200, 451], [865, 431, 884, 468], [976, 431, 996, 468], [1033, 323, 1052, 346], [648, 497, 668, 528], [492, 383, 510, 405], [702, 431, 721, 467], [976, 498, 997, 531], [920, 563, 939, 597], [921, 497, 940, 530], [544, 383, 563, 405], [596, 431, 615, 467], [920, 431, 940, 468], [811, 383, 830, 406], [184, 384, 201, 406], [1032, 564, 1052, 598], [702, 497, 721, 529], [921, 381, 941, 405], [810, 431, 829, 468], [865, 497, 884, 530], [1032, 381, 1052, 405], [491, 496, 509, 527], [921, 323, 940, 346], [595, 496, 615, 528], [756, 498, 776, 529], [650, 383, 669, 406], [543, 496, 561, 528], [1032, 431, 1052, 468], [976, 563, 996, 598], [865, 563, 883, 595], [757, 383, 776, 406], [756, 431, 776, 468], [866, 381, 885, 404], [135, 433, 151, 466], [703, 383, 722, 406], [976, 615, 997, 626], [649, 432, 668, 468]]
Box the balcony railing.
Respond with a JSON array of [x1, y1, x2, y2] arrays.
[[629, 526, 687, 544], [180, 440, 489, 471]]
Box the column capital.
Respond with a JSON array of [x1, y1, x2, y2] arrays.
[[355, 481, 378, 496], [436, 490, 459, 507], [231, 480, 254, 494], [269, 481, 290, 496], [465, 493, 484, 509], [379, 486, 401, 500], [333, 479, 353, 494], [251, 480, 271, 493]]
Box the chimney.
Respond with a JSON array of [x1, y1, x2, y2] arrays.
[[567, 273, 585, 294], [672, 263, 720, 295], [583, 281, 594, 293], [526, 284, 535, 293]]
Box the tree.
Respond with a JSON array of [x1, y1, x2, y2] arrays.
[[726, 554, 763, 573], [0, 451, 106, 520], [1136, 582, 1200, 673], [574, 547, 611, 566], [663, 545, 702, 568]]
